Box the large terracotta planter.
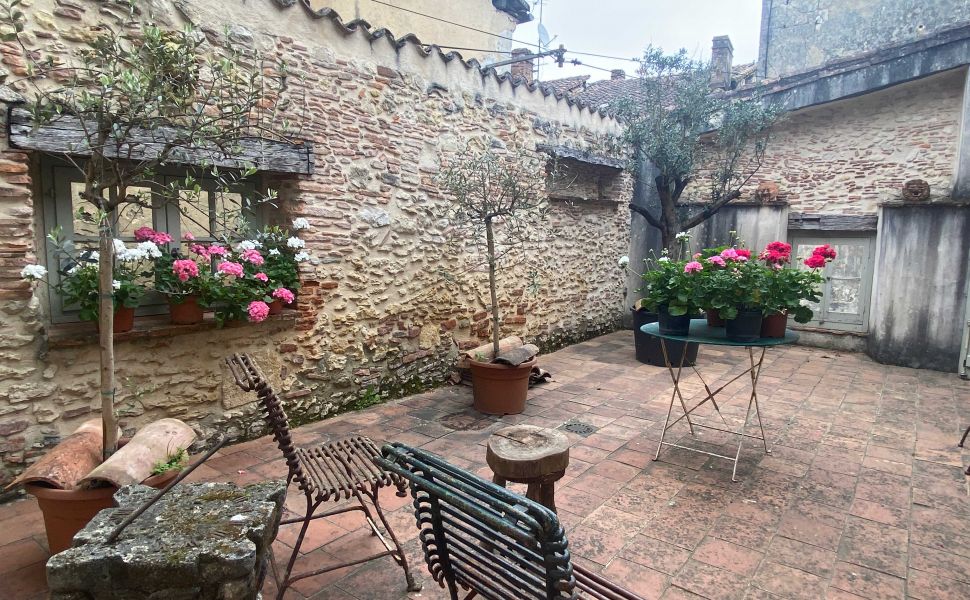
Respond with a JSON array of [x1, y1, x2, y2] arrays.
[[761, 311, 788, 338], [469, 357, 536, 415], [26, 484, 117, 555], [169, 295, 204, 325]]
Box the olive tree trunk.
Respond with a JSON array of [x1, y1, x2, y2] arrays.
[[485, 217, 500, 358], [97, 212, 118, 459]]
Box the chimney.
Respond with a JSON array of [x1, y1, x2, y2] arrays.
[[510, 48, 534, 83], [610, 69, 626, 80], [710, 35, 734, 90]]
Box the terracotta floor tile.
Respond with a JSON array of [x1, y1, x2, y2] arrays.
[[830, 562, 905, 600], [692, 537, 764, 576], [601, 557, 669, 598], [908, 543, 970, 584], [671, 559, 749, 600], [777, 514, 842, 551], [837, 516, 908, 578], [565, 525, 627, 565], [907, 567, 970, 600], [0, 537, 47, 576], [752, 561, 826, 600], [766, 535, 837, 578], [620, 533, 692, 575]]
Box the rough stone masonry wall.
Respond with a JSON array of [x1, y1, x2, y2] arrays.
[[683, 69, 963, 215], [0, 0, 631, 490]]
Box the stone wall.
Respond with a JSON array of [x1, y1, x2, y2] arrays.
[[758, 0, 970, 79], [683, 69, 963, 215], [0, 0, 631, 490]]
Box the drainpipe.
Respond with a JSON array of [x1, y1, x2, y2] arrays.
[[959, 254, 970, 378]]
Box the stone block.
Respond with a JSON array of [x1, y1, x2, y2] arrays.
[[47, 480, 286, 600]]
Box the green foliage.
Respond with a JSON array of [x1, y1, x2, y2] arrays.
[[345, 386, 383, 412], [762, 267, 823, 323], [151, 447, 187, 475], [639, 255, 703, 316], [613, 46, 780, 250]]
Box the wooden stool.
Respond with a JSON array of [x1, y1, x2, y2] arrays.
[[486, 425, 570, 513]]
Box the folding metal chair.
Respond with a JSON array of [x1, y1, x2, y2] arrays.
[[226, 354, 421, 599], [375, 442, 646, 600]]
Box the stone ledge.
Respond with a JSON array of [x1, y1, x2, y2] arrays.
[[45, 310, 298, 349]]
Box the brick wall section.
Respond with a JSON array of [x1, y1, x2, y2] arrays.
[[684, 69, 963, 214], [0, 0, 632, 489]]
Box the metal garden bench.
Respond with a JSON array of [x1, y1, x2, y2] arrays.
[[375, 442, 645, 600], [226, 354, 421, 599]]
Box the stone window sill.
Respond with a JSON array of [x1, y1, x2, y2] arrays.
[[789, 324, 867, 337], [45, 310, 297, 349]]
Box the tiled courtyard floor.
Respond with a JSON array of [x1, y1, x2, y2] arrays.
[[1, 331, 969, 600]]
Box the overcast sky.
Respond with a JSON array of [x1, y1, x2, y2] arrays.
[[514, 0, 764, 82]]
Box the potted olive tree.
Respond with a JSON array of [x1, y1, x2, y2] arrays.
[[439, 143, 549, 414]]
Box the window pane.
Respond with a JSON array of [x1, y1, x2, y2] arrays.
[[115, 187, 155, 238], [211, 191, 248, 239], [825, 242, 865, 316], [178, 188, 210, 242], [793, 243, 821, 316], [71, 182, 99, 238]]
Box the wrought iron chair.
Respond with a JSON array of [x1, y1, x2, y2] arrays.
[[375, 442, 646, 600], [226, 354, 421, 599]]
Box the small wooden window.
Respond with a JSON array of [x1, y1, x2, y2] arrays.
[[790, 233, 876, 332]]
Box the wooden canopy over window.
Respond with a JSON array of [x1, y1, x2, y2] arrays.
[[7, 107, 314, 175]]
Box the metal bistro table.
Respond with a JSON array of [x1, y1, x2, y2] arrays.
[[641, 319, 798, 481]]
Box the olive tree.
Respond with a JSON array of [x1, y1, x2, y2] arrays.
[[438, 143, 549, 358], [614, 47, 779, 253], [2, 1, 299, 457]]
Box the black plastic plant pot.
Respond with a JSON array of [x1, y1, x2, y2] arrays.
[[658, 305, 691, 336], [725, 308, 764, 343], [632, 308, 698, 367]]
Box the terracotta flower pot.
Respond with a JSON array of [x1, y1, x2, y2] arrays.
[[112, 306, 135, 333], [705, 308, 725, 327], [169, 295, 204, 325], [761, 311, 788, 338], [26, 484, 118, 555], [469, 357, 537, 415], [26, 469, 183, 555], [268, 299, 283, 315]]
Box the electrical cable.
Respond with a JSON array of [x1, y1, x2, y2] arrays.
[[371, 0, 642, 64], [369, 0, 541, 48]]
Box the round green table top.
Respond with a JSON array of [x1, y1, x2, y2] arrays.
[[640, 319, 799, 347]]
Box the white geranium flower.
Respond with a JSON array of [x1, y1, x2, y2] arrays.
[[675, 232, 691, 242], [291, 217, 310, 230], [112, 279, 121, 290], [113, 239, 127, 256], [268, 248, 281, 256], [287, 237, 305, 249], [618, 256, 629, 267], [294, 251, 310, 263], [135, 241, 161, 259], [658, 256, 670, 263], [237, 240, 261, 251], [20, 264, 47, 280]]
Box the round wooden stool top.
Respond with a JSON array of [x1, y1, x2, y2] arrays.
[[486, 425, 570, 481]]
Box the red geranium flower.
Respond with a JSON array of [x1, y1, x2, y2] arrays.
[[812, 244, 837, 260], [804, 254, 826, 269]]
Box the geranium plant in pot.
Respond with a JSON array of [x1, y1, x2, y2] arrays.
[[438, 142, 550, 415], [639, 251, 704, 336], [695, 241, 753, 327], [153, 233, 217, 325], [254, 222, 308, 313], [758, 242, 836, 337]]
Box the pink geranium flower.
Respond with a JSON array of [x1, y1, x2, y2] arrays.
[[172, 259, 199, 282], [207, 245, 228, 257], [272, 287, 295, 304], [240, 248, 264, 265], [254, 272, 268, 282], [684, 261, 703, 273], [183, 232, 195, 241], [720, 248, 739, 261], [707, 256, 726, 267], [217, 261, 244, 278], [133, 226, 173, 245], [812, 244, 837, 260], [804, 254, 827, 269], [189, 244, 211, 263], [247, 300, 270, 322]]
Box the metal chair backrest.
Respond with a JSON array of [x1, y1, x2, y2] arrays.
[[225, 353, 312, 493], [376, 442, 578, 600]]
